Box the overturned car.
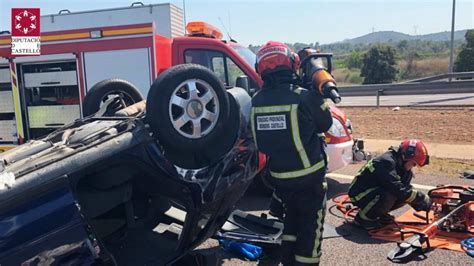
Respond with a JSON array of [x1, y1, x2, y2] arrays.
[[0, 64, 259, 265]]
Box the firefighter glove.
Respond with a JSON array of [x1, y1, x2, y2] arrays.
[[411, 192, 432, 211]]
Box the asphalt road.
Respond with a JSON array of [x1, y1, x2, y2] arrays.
[[190, 162, 474, 265], [338, 93, 474, 107]]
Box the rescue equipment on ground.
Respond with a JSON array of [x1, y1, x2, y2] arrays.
[[461, 237, 474, 257], [387, 202, 468, 262], [330, 185, 474, 262]]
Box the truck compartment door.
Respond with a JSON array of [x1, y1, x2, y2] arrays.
[[0, 66, 17, 150], [83, 48, 152, 97], [18, 61, 81, 140]]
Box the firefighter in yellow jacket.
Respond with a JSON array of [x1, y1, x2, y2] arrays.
[[349, 139, 432, 230], [251, 41, 332, 265]]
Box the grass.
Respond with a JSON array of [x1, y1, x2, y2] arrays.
[[331, 56, 450, 85], [414, 157, 474, 178], [333, 68, 363, 85], [367, 152, 473, 179], [398, 56, 449, 80]]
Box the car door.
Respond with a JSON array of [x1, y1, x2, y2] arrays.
[[0, 175, 99, 265]]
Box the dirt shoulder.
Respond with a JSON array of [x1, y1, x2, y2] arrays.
[[339, 106, 474, 145], [339, 106, 474, 177]]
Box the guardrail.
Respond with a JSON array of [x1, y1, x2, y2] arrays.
[[338, 80, 474, 97], [338, 72, 474, 107], [404, 71, 474, 83]]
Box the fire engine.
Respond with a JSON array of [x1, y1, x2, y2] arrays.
[[0, 2, 356, 172]]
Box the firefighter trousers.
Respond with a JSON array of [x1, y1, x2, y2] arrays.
[[353, 187, 405, 221], [274, 173, 327, 265], [269, 191, 285, 219]]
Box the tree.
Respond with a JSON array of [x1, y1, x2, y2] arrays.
[[396, 40, 408, 53], [346, 51, 363, 69], [454, 29, 474, 72], [360, 45, 398, 84]]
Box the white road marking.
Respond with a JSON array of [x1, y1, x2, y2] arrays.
[[327, 173, 436, 190]]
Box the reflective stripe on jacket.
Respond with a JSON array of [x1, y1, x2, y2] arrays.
[[250, 83, 332, 179]]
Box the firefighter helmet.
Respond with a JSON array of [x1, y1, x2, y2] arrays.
[[399, 139, 429, 167], [255, 41, 300, 77]]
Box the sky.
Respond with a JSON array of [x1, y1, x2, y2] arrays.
[[1, 0, 473, 46]]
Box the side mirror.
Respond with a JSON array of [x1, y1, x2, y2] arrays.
[[235, 75, 250, 93]]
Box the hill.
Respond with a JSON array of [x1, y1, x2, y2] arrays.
[[342, 29, 469, 45]]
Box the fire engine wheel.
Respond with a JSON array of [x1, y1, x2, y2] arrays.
[[83, 79, 144, 117], [146, 64, 232, 168]]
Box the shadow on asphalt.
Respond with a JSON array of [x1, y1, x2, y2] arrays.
[[334, 222, 389, 245], [236, 174, 356, 212], [180, 173, 387, 265], [175, 243, 282, 266], [388, 252, 432, 264], [172, 247, 230, 266], [326, 177, 393, 245], [327, 177, 350, 199]]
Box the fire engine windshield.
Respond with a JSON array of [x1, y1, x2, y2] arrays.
[[231, 45, 256, 70]]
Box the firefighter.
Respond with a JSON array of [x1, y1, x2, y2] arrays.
[[251, 41, 333, 265], [348, 139, 432, 230]]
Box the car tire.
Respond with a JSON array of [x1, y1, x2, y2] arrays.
[[163, 93, 240, 169], [146, 64, 233, 168], [83, 79, 144, 117]]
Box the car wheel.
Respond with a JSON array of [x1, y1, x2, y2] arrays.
[[164, 94, 240, 169], [83, 79, 144, 117], [146, 64, 233, 168]]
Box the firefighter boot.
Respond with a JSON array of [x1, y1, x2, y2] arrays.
[[353, 213, 383, 230], [379, 213, 395, 224]]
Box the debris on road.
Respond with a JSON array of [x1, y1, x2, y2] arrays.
[[461, 170, 474, 179]]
